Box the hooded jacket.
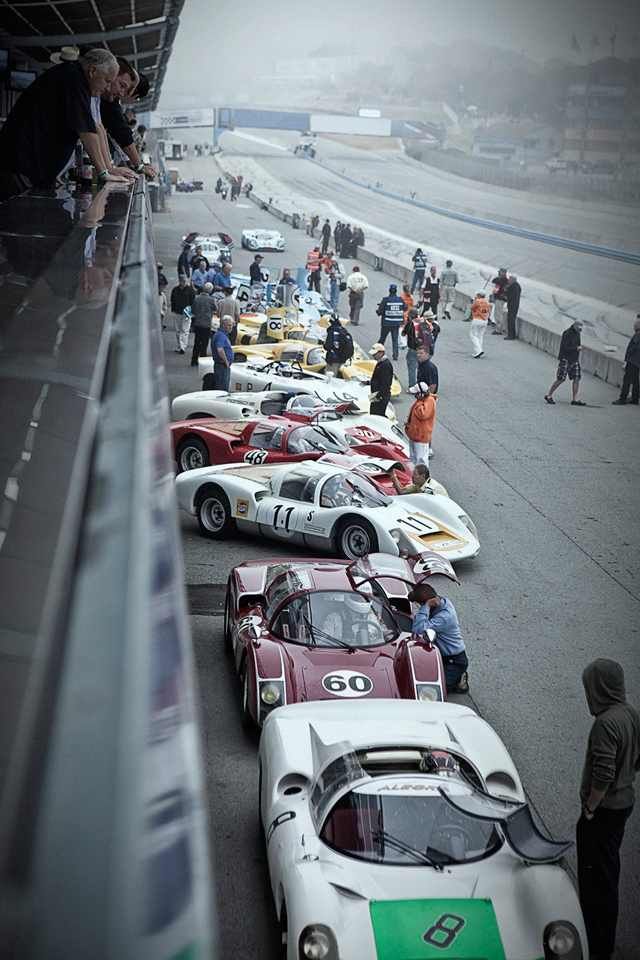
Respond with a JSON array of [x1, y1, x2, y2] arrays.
[[580, 658, 640, 809]]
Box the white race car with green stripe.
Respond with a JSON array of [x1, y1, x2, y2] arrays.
[[258, 700, 587, 960]]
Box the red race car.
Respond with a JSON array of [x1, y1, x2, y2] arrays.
[[171, 413, 409, 473], [223, 551, 459, 728]]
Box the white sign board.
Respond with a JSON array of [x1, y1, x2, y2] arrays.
[[310, 114, 391, 137], [148, 108, 214, 129], [358, 108, 382, 118]]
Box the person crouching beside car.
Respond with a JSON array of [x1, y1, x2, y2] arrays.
[[405, 382, 436, 466], [407, 583, 469, 694]]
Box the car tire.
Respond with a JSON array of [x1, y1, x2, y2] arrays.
[[223, 584, 233, 655], [176, 437, 210, 473], [195, 485, 236, 539], [336, 517, 379, 560], [239, 658, 256, 732], [186, 412, 213, 420]]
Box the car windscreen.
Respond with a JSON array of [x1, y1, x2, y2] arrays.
[[307, 347, 325, 366], [288, 426, 345, 455], [270, 590, 397, 648], [320, 474, 390, 509], [320, 778, 502, 867]]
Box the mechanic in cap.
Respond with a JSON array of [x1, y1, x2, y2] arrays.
[[376, 283, 405, 361], [368, 342, 393, 416], [407, 583, 469, 694]]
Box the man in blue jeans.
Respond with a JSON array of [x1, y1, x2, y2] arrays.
[[407, 583, 469, 693], [211, 316, 234, 390]]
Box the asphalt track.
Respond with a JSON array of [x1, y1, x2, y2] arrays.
[[219, 130, 640, 314], [154, 165, 640, 958]]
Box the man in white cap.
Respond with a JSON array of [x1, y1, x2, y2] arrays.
[[368, 343, 393, 416]]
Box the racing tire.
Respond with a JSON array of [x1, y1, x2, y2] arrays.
[[176, 437, 210, 473], [335, 517, 379, 560], [195, 485, 236, 539]]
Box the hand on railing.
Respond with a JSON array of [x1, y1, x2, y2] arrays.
[[109, 165, 138, 182]]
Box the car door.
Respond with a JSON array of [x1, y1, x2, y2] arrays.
[[255, 471, 318, 543]]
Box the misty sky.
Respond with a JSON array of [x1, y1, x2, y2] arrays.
[[160, 0, 640, 107]]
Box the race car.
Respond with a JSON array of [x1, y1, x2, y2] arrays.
[[170, 387, 398, 427], [259, 699, 587, 960], [200, 343, 403, 398], [171, 411, 410, 473], [175, 459, 479, 561], [182, 232, 233, 265], [241, 228, 285, 251], [225, 551, 459, 727]]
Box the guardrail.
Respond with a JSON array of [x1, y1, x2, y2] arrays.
[[0, 178, 215, 959]]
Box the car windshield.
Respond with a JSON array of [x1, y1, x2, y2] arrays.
[[288, 425, 345, 455], [308, 347, 325, 366], [249, 424, 284, 449], [270, 590, 397, 648], [320, 474, 390, 508], [320, 776, 502, 867]]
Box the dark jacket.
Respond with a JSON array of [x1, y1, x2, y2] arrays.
[[249, 261, 265, 284], [417, 357, 439, 394], [321, 222, 331, 239], [177, 248, 191, 278], [377, 295, 405, 324], [170, 284, 195, 314], [580, 659, 640, 809], [506, 280, 521, 315], [100, 97, 134, 150], [324, 323, 349, 364], [491, 275, 509, 301], [370, 357, 394, 401], [624, 331, 640, 367], [191, 292, 217, 329], [558, 325, 581, 363]]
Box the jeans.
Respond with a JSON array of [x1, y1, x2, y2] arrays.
[[409, 440, 430, 466], [406, 348, 418, 387], [349, 291, 363, 325], [173, 311, 190, 352], [213, 363, 230, 391], [329, 278, 340, 311], [440, 650, 468, 692], [619, 363, 639, 402], [492, 298, 506, 333], [470, 319, 487, 356], [577, 806, 632, 956], [379, 322, 400, 360], [411, 269, 425, 293], [440, 286, 456, 318], [191, 326, 210, 366]]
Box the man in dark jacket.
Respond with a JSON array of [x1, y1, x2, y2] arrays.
[[490, 266, 509, 335], [170, 274, 195, 354], [612, 316, 640, 405], [190, 283, 217, 366], [545, 320, 585, 405], [504, 273, 521, 340], [177, 242, 191, 279], [249, 254, 266, 286], [324, 315, 352, 375], [321, 219, 332, 255], [577, 659, 640, 959], [368, 343, 393, 416], [377, 284, 405, 361]]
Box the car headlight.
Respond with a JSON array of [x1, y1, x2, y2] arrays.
[[299, 924, 337, 960], [260, 682, 281, 706], [416, 683, 442, 702], [544, 921, 581, 959], [458, 514, 478, 539], [390, 528, 402, 543]]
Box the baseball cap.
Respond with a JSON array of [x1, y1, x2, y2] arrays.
[[389, 284, 397, 293], [255, 254, 264, 260], [369, 342, 385, 356], [203, 282, 213, 292], [409, 381, 430, 394]]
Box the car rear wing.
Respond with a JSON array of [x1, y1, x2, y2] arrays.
[[438, 787, 573, 863]]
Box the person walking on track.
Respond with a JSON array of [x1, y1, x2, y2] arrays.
[[544, 320, 585, 405], [346, 265, 368, 325], [469, 291, 491, 358]]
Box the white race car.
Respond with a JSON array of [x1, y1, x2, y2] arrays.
[[171, 389, 399, 427], [259, 700, 587, 960], [175, 459, 478, 560], [241, 228, 285, 251], [198, 359, 375, 415]]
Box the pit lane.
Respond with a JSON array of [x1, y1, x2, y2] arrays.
[[154, 168, 640, 959]]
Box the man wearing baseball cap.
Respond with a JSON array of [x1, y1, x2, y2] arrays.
[[368, 343, 393, 416], [376, 283, 405, 361]]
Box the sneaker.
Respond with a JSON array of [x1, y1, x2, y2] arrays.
[[612, 399, 627, 405], [473, 351, 484, 358], [454, 672, 469, 694], [571, 400, 586, 406], [544, 395, 555, 404]]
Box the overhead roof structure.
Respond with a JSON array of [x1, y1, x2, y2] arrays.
[[0, 0, 185, 110]]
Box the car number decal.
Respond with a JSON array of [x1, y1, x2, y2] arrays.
[[351, 427, 378, 441], [424, 914, 465, 948], [321, 670, 373, 698], [369, 899, 506, 960], [244, 449, 268, 464]]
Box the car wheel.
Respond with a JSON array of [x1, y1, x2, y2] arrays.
[[176, 437, 210, 473], [186, 412, 213, 420], [223, 584, 233, 654], [336, 517, 378, 560], [195, 485, 235, 539], [239, 658, 256, 731]]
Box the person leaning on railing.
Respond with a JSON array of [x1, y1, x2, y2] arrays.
[[0, 49, 129, 201]]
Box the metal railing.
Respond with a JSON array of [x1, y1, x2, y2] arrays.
[[0, 178, 214, 959]]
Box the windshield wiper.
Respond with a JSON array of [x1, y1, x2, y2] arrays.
[[302, 615, 353, 650], [373, 829, 442, 870]]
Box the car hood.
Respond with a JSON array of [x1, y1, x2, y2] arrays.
[[283, 645, 400, 702]]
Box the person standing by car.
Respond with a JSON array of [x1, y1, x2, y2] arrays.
[[490, 267, 509, 335], [190, 282, 217, 367], [612, 316, 640, 405], [577, 658, 640, 960], [216, 287, 241, 342], [177, 241, 191, 279], [369, 343, 393, 416], [505, 273, 521, 340], [249, 254, 266, 286], [416, 346, 439, 395], [324, 314, 353, 375], [306, 246, 322, 292], [407, 584, 469, 693], [346, 265, 368, 325], [170, 274, 195, 354], [439, 260, 459, 320], [377, 284, 405, 361], [469, 291, 492, 358], [403, 309, 432, 388], [321, 219, 332, 255], [411, 247, 428, 294], [404, 382, 436, 465], [211, 316, 235, 390], [544, 320, 585, 405]]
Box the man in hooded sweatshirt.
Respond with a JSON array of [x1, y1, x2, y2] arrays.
[[577, 659, 640, 960]]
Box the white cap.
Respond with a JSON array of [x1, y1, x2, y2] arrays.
[[409, 381, 430, 395], [369, 342, 385, 356], [203, 282, 213, 292]]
